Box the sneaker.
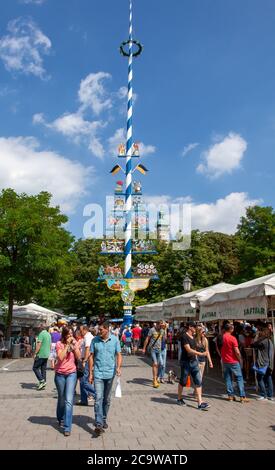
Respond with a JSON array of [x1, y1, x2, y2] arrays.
[[103, 422, 108, 429], [157, 377, 160, 383], [256, 396, 268, 401], [227, 396, 236, 402], [153, 381, 160, 388], [37, 381, 46, 390], [94, 427, 104, 436], [267, 397, 275, 402], [198, 402, 210, 410], [177, 398, 186, 406], [160, 378, 165, 384], [240, 397, 250, 403], [58, 419, 64, 427], [64, 431, 71, 437]]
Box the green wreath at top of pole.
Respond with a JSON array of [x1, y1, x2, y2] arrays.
[[120, 39, 143, 57]]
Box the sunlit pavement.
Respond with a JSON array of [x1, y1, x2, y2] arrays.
[[0, 355, 274, 450]]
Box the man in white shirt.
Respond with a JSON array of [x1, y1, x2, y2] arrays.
[[76, 324, 96, 406]]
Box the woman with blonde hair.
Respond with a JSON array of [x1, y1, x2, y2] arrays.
[[195, 326, 213, 379]]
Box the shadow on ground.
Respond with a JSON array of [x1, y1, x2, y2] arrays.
[[20, 382, 38, 390], [126, 377, 152, 387], [28, 414, 95, 435]]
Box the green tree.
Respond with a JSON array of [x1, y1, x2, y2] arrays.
[[61, 239, 124, 319], [0, 189, 74, 337], [236, 206, 275, 281]]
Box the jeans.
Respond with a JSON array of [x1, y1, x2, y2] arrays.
[[158, 348, 167, 379], [80, 362, 96, 404], [94, 377, 114, 428], [179, 359, 202, 387], [55, 372, 77, 433], [151, 349, 163, 366], [257, 369, 273, 398], [223, 362, 245, 397], [33, 357, 48, 382]]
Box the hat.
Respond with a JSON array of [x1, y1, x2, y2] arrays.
[[186, 321, 196, 328]]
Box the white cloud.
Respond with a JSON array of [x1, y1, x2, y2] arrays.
[[19, 0, 46, 4], [33, 112, 105, 159], [0, 136, 94, 213], [88, 137, 104, 159], [197, 132, 247, 178], [108, 128, 126, 155], [139, 143, 156, 157], [190, 192, 260, 234], [144, 192, 260, 235], [182, 142, 199, 157], [78, 72, 112, 115], [117, 86, 138, 103], [0, 17, 51, 79]]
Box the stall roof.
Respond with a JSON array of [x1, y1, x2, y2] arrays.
[[200, 273, 275, 306], [163, 282, 234, 307]]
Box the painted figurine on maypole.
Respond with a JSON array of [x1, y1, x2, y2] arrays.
[[98, 0, 158, 325]]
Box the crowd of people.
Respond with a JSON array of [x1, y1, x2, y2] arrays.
[[1, 316, 275, 438]]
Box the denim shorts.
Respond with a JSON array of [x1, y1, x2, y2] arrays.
[[179, 359, 202, 387], [151, 349, 162, 365]]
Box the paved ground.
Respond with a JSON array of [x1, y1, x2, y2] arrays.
[[0, 355, 275, 450]]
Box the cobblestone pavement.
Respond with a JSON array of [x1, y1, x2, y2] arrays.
[[0, 355, 275, 450]]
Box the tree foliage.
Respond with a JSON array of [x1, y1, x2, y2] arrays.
[[0, 189, 74, 336], [236, 206, 275, 280]]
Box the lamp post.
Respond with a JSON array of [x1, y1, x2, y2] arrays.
[[183, 274, 192, 293]]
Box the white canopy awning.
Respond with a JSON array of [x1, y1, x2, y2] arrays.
[[163, 282, 234, 319], [199, 273, 275, 321], [0, 303, 59, 327], [135, 302, 163, 322]]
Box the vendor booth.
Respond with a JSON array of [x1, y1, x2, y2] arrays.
[[163, 282, 234, 320], [199, 273, 275, 323], [135, 302, 163, 322]]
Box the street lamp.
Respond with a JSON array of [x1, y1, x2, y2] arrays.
[[183, 274, 192, 293]]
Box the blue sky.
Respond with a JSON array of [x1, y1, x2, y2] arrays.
[[0, 0, 274, 239]]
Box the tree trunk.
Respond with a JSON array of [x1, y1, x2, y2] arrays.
[[6, 284, 14, 340]]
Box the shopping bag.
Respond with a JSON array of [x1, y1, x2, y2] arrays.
[[115, 377, 122, 398]]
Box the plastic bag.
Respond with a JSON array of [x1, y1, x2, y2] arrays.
[[115, 377, 122, 398]]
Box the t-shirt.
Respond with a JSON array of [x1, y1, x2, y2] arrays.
[[147, 328, 165, 351], [180, 333, 197, 362], [55, 341, 77, 375], [124, 330, 132, 343], [221, 333, 239, 363], [132, 327, 142, 340], [81, 332, 94, 359], [37, 330, 51, 359]]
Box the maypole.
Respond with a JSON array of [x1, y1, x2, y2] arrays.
[[98, 0, 158, 325], [125, 0, 133, 281]]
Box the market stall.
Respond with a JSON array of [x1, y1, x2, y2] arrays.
[[199, 273, 275, 323], [135, 301, 163, 322], [163, 282, 234, 320]]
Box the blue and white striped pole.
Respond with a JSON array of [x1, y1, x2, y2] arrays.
[[124, 0, 133, 281], [122, 0, 134, 326]]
